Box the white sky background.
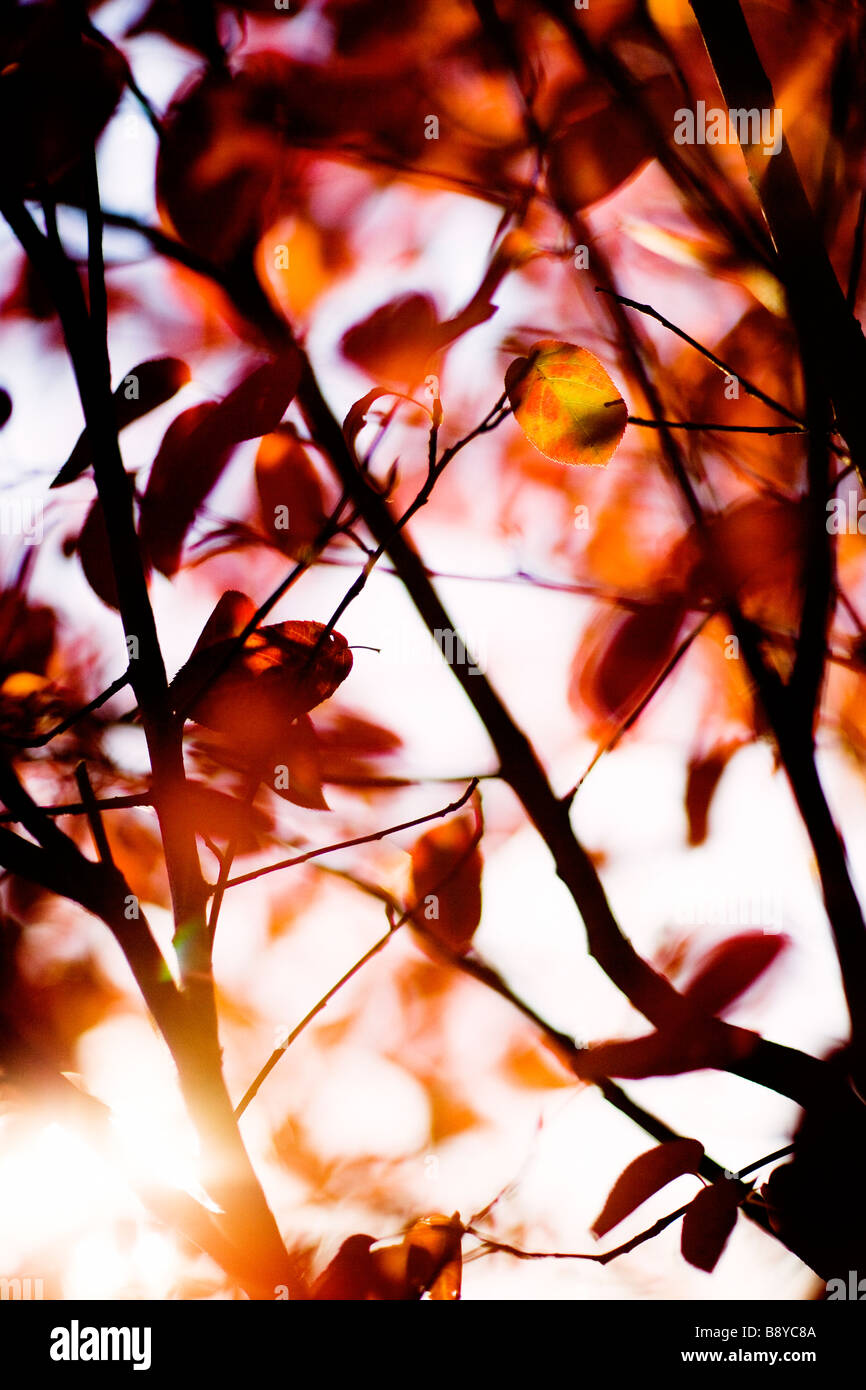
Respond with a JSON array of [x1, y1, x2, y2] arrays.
[[0, 0, 847, 1299]]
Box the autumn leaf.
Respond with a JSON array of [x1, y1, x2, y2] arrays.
[[593, 1139, 705, 1237], [170, 608, 353, 766], [312, 1234, 377, 1300], [139, 349, 302, 575], [681, 1178, 746, 1272], [52, 357, 191, 488], [368, 1215, 463, 1300], [410, 811, 483, 954], [684, 745, 737, 847], [341, 293, 442, 388], [573, 1020, 763, 1081], [545, 75, 680, 214], [570, 600, 688, 730], [683, 932, 787, 1016], [505, 341, 628, 466], [255, 426, 327, 560]]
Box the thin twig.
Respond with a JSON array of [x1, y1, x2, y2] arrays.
[[223, 779, 479, 891], [74, 762, 115, 866]]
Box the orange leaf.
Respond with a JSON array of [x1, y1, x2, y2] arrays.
[[341, 293, 442, 388], [410, 811, 483, 954], [593, 1139, 704, 1237], [255, 426, 327, 560], [505, 341, 628, 467]]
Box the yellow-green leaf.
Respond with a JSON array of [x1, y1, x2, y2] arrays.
[[505, 341, 628, 466]]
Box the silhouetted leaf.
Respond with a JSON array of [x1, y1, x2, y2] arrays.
[[681, 1178, 746, 1272], [683, 932, 787, 1016], [170, 617, 353, 766], [593, 1138, 705, 1237], [410, 812, 483, 954], [52, 358, 191, 488], [139, 350, 302, 574]]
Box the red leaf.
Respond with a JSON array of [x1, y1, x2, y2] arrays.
[[75, 496, 151, 612], [683, 932, 787, 1016], [271, 713, 330, 810], [593, 1139, 705, 1237], [341, 293, 442, 387], [684, 745, 737, 847], [139, 351, 301, 575], [545, 75, 679, 214], [255, 426, 327, 559], [216, 351, 302, 443], [681, 1179, 746, 1272], [138, 403, 230, 577], [170, 618, 353, 766], [570, 600, 688, 729], [52, 357, 191, 488], [410, 811, 483, 955], [574, 1021, 762, 1081]]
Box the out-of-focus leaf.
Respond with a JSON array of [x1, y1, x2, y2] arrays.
[[270, 713, 330, 810], [574, 1021, 762, 1081], [683, 932, 787, 1017], [182, 782, 273, 852], [503, 1037, 577, 1090], [593, 1138, 705, 1237], [570, 600, 688, 729], [341, 293, 442, 388], [410, 811, 483, 955], [312, 1234, 377, 1300], [171, 618, 353, 767], [139, 349, 302, 575], [104, 811, 170, 909], [684, 744, 738, 847], [700, 496, 808, 629], [255, 427, 327, 560], [546, 74, 679, 214], [316, 710, 402, 784], [681, 1178, 746, 1272], [0, 573, 55, 682], [505, 341, 628, 467], [75, 498, 121, 611], [52, 358, 191, 488], [0, 9, 125, 193]]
